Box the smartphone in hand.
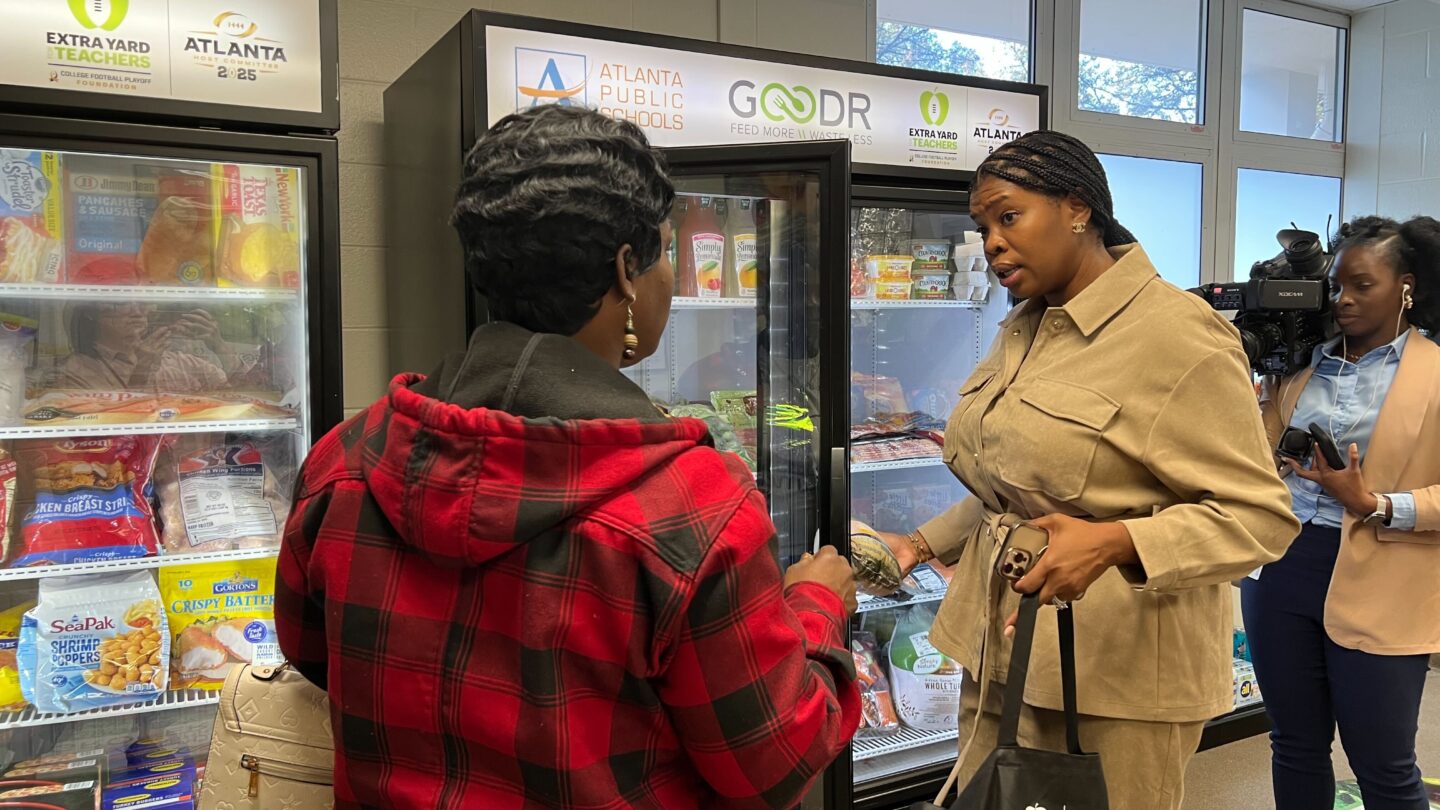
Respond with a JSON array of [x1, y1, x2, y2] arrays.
[[1308, 423, 1347, 470]]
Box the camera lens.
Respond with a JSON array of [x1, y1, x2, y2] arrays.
[[1282, 235, 1330, 278]]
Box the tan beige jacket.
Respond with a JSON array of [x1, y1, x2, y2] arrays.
[[1262, 329, 1440, 655], [920, 245, 1300, 723]]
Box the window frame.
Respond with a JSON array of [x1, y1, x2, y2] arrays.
[[1058, 0, 1218, 135], [868, 0, 1349, 287], [1228, 0, 1350, 150]]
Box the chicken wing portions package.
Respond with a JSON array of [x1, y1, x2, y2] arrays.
[[160, 559, 280, 690]]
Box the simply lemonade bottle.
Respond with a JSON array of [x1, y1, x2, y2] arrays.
[[724, 198, 758, 298], [679, 196, 725, 299]]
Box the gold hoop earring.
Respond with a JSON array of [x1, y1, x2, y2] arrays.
[[1071, 222, 1087, 234], [622, 305, 639, 360]]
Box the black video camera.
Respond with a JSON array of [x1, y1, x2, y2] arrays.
[[1191, 229, 1333, 376]]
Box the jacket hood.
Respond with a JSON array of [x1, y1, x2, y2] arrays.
[[360, 322, 712, 567]]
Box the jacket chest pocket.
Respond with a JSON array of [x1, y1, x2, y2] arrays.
[[944, 366, 997, 466], [995, 377, 1120, 502]]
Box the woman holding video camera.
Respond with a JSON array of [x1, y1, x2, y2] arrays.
[[1244, 215, 1440, 810], [873, 131, 1299, 810]]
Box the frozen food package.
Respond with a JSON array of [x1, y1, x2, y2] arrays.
[[0, 779, 102, 809], [23, 391, 295, 426], [0, 447, 14, 563], [0, 314, 36, 425], [0, 149, 64, 284], [851, 631, 900, 737], [889, 604, 963, 732], [215, 164, 303, 289], [0, 601, 33, 712], [154, 434, 294, 554], [18, 570, 170, 713], [65, 157, 158, 286], [139, 198, 212, 287], [11, 436, 161, 568], [160, 559, 280, 691]]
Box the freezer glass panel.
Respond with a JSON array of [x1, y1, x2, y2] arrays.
[[0, 145, 310, 785], [624, 175, 826, 570], [848, 202, 1007, 789]]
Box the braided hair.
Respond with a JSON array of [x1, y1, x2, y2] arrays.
[[1330, 215, 1440, 333], [451, 104, 675, 336], [975, 130, 1137, 249]]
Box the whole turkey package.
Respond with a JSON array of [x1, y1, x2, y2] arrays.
[[154, 434, 294, 554], [18, 571, 170, 713], [888, 604, 963, 732]]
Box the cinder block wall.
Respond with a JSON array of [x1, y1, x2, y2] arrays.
[[336, 0, 870, 416]]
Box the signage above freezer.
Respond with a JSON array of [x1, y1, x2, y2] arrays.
[[0, 0, 338, 132], [478, 14, 1045, 177]]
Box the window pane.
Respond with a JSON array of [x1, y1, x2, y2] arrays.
[[1098, 154, 1203, 289], [1078, 0, 1203, 124], [1234, 169, 1341, 279], [1240, 10, 1344, 141], [875, 0, 1029, 82]]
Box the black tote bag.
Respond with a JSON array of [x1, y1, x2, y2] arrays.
[[915, 593, 1110, 810]]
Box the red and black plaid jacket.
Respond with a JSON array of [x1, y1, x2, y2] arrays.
[[276, 323, 859, 809]]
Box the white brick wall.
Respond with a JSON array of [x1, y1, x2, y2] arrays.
[[336, 0, 869, 417], [1345, 0, 1440, 224]]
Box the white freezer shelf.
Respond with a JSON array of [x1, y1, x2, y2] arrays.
[[856, 590, 947, 614], [0, 547, 279, 583], [0, 417, 301, 440], [850, 299, 986, 310], [0, 689, 219, 731], [670, 297, 755, 309], [0, 282, 300, 303], [853, 725, 960, 762], [850, 457, 947, 474]]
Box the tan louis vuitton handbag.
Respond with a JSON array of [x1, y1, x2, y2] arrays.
[[199, 663, 335, 809]]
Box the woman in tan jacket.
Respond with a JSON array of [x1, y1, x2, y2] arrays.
[[878, 131, 1300, 810], [1246, 215, 1440, 810]]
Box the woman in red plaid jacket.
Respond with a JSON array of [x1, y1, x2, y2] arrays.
[[275, 104, 861, 809]]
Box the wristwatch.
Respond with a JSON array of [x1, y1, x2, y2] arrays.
[[1362, 493, 1392, 527]]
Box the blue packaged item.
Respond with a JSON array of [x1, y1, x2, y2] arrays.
[[108, 756, 195, 789], [1233, 628, 1250, 662], [21, 571, 170, 713], [103, 770, 196, 810]]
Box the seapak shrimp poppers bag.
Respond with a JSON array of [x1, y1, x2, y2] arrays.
[[18, 571, 169, 713]]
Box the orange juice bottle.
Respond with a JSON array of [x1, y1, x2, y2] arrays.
[[679, 196, 724, 299], [725, 198, 758, 298]]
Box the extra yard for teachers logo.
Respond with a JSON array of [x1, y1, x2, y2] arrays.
[[909, 87, 960, 167], [68, 0, 129, 31], [516, 48, 588, 108], [46, 0, 155, 92]]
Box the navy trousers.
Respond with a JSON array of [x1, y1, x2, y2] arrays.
[[1241, 522, 1431, 810]]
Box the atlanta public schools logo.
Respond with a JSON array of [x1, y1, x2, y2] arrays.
[[515, 48, 587, 109], [68, 0, 129, 32]]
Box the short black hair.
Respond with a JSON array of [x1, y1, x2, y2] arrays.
[[1330, 215, 1440, 332], [975, 130, 1137, 248], [451, 105, 675, 335]]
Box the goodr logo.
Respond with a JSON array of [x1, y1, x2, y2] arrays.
[[729, 80, 872, 128], [515, 47, 588, 109], [68, 0, 129, 31]]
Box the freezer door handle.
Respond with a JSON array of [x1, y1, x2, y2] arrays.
[[828, 446, 848, 554]]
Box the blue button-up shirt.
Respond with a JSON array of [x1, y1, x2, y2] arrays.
[[1286, 331, 1417, 529]]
